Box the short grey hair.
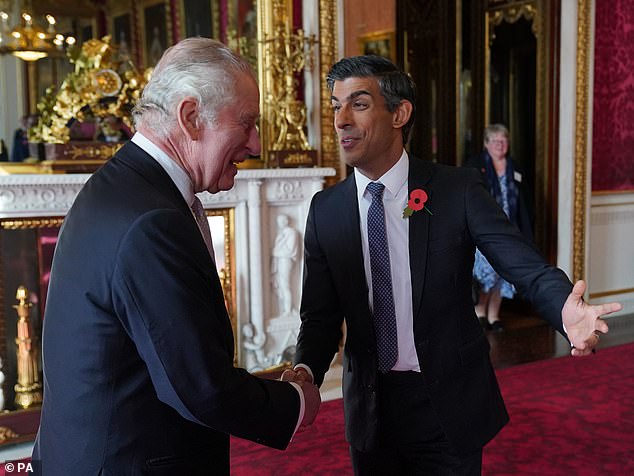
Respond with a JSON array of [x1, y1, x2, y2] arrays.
[[132, 37, 255, 136], [483, 123, 509, 144]]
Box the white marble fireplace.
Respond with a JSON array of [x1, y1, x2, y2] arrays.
[[0, 167, 335, 371]]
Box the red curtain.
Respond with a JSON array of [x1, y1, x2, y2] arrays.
[[592, 0, 634, 192]]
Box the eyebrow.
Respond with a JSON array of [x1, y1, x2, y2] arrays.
[[330, 90, 372, 102]]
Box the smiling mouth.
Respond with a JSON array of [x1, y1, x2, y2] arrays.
[[340, 137, 358, 148], [231, 156, 247, 166]]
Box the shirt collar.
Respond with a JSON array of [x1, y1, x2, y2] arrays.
[[355, 149, 409, 202], [131, 132, 195, 207]]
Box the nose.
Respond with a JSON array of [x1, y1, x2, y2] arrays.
[[335, 106, 352, 131], [247, 125, 261, 156]]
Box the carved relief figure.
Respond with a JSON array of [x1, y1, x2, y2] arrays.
[[271, 214, 298, 316]]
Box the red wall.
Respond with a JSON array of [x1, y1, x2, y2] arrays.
[[343, 0, 395, 58], [592, 0, 634, 191]]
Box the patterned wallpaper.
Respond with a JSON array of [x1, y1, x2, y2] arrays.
[[592, 0, 634, 192]]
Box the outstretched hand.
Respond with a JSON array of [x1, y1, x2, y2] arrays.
[[562, 280, 622, 356]]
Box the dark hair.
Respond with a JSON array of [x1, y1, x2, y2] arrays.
[[327, 55, 417, 142]]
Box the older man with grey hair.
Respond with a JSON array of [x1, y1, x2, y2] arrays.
[[32, 38, 320, 475]]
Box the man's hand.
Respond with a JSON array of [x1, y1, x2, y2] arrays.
[[281, 367, 319, 426], [280, 367, 313, 385], [562, 280, 622, 356], [297, 380, 321, 427]]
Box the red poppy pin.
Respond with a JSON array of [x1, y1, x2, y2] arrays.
[[402, 188, 433, 218]]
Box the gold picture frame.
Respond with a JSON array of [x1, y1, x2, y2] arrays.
[[108, 0, 137, 63], [136, 0, 174, 68], [204, 207, 238, 363], [110, 11, 135, 60], [359, 30, 396, 62], [179, 0, 219, 40]]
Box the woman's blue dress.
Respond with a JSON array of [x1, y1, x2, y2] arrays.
[[473, 174, 516, 299]]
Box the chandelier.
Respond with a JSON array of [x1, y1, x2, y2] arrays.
[[0, 0, 75, 61]]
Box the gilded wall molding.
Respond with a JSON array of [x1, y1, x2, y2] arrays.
[[319, 0, 340, 185], [573, 0, 590, 282], [0, 218, 65, 230]]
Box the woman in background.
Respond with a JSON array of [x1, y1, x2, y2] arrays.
[[464, 124, 533, 331]]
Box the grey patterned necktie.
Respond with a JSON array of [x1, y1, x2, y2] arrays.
[[191, 196, 215, 263], [366, 182, 398, 373]]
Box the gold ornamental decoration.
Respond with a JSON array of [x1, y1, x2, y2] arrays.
[[318, 0, 340, 184], [93, 69, 124, 97], [573, 0, 591, 283], [0, 426, 19, 443], [29, 36, 149, 144], [13, 286, 42, 409], [258, 0, 318, 168], [261, 26, 317, 153]]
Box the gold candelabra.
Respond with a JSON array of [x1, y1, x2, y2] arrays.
[[262, 26, 317, 152], [261, 21, 318, 167], [13, 286, 42, 409]]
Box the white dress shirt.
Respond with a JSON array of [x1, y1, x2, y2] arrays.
[[354, 150, 420, 372]]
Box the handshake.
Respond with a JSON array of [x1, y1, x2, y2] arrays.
[[281, 367, 321, 427]]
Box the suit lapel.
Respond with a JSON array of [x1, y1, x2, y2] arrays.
[[408, 157, 434, 318], [333, 174, 372, 322], [338, 175, 371, 310]]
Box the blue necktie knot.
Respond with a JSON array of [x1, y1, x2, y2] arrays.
[[366, 181, 385, 198]]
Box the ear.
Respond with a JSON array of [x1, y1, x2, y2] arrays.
[[176, 98, 201, 140], [393, 100, 413, 130]]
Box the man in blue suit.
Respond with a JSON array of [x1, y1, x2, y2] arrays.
[[282, 55, 621, 475], [33, 38, 320, 475]]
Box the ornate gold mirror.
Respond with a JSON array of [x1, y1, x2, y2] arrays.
[[0, 218, 62, 444]]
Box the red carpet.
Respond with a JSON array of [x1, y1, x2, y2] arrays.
[[231, 397, 351, 475], [231, 342, 634, 475]]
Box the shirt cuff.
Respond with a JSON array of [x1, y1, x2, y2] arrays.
[[293, 363, 314, 382], [289, 381, 305, 437], [562, 322, 573, 347]]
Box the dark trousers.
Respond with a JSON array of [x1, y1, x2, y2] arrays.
[[350, 371, 482, 476]]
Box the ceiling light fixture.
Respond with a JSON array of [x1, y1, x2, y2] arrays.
[[0, 1, 75, 62]]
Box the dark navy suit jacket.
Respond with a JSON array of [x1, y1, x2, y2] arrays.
[[33, 142, 300, 475], [295, 157, 572, 455]]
